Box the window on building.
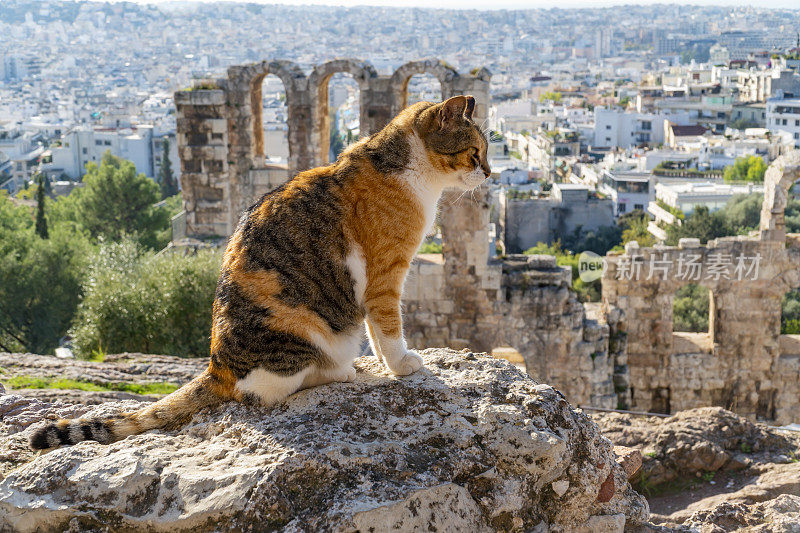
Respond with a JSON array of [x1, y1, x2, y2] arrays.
[[605, 137, 611, 143], [795, 120, 799, 127], [95, 140, 102, 146], [82, 147, 87, 154], [618, 203, 627, 214], [634, 203, 644, 210], [104, 140, 111, 146], [640, 121, 652, 130], [783, 119, 788, 126], [606, 125, 611, 130]]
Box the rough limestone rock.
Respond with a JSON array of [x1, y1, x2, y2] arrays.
[[592, 407, 797, 487], [664, 462, 800, 524], [0, 349, 648, 532], [684, 494, 800, 532], [0, 352, 206, 388]]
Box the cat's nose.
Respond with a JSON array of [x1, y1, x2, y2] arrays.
[[482, 166, 491, 178]]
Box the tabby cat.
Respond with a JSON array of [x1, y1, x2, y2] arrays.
[[30, 95, 490, 450]]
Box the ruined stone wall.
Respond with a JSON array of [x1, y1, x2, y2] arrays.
[[498, 191, 615, 254], [175, 59, 490, 238], [602, 151, 800, 423], [402, 188, 619, 409]]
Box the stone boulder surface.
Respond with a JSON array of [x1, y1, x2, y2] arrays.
[[592, 407, 796, 487], [0, 352, 206, 389], [0, 349, 647, 532], [684, 494, 800, 532]]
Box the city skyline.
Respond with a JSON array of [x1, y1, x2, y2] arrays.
[[99, 0, 800, 10]]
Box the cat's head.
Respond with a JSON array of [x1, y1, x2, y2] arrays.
[[413, 95, 491, 190]]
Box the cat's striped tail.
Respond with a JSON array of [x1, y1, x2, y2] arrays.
[[28, 366, 235, 450]]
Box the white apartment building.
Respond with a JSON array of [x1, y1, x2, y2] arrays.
[[593, 107, 690, 148], [47, 125, 179, 182], [0, 123, 44, 193], [653, 94, 732, 134], [598, 169, 652, 217], [648, 180, 765, 240], [738, 69, 800, 103], [653, 181, 764, 216], [766, 97, 800, 148]]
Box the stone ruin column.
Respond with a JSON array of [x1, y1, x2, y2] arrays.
[[760, 150, 800, 243], [443, 67, 492, 129], [361, 77, 394, 135], [438, 186, 498, 352], [174, 83, 232, 237]]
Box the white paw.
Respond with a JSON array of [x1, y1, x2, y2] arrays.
[[332, 366, 356, 382], [389, 350, 424, 376]]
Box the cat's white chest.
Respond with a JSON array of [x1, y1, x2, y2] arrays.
[[345, 243, 368, 305]]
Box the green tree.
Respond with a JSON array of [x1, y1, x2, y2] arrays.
[[330, 126, 345, 160], [562, 224, 623, 256], [71, 152, 171, 249], [0, 195, 92, 353], [619, 210, 655, 247], [665, 205, 728, 245], [722, 193, 762, 234], [539, 91, 562, 103], [158, 138, 179, 199], [723, 156, 767, 183], [34, 173, 48, 239], [673, 283, 710, 333], [782, 289, 800, 334], [523, 241, 601, 302]]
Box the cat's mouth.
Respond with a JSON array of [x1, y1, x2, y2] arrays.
[[459, 171, 489, 189]]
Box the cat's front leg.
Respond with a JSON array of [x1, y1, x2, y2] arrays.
[[365, 303, 422, 376], [365, 317, 385, 364]]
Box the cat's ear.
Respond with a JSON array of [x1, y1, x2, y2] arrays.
[[464, 96, 475, 120], [437, 95, 475, 129]]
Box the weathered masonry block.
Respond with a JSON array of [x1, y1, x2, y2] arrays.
[[602, 151, 800, 423], [175, 58, 491, 238]]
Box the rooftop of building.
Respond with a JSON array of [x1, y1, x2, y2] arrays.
[[669, 124, 709, 136]]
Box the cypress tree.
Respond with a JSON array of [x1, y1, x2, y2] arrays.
[[158, 137, 178, 199], [35, 172, 48, 239]]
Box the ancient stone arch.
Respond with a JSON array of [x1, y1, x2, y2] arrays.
[[244, 61, 307, 163], [388, 60, 460, 116], [175, 57, 491, 237], [307, 59, 378, 164]]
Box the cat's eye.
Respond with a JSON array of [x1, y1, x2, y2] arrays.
[[470, 149, 480, 166]]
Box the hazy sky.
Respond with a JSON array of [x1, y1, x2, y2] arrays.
[[121, 0, 800, 9]]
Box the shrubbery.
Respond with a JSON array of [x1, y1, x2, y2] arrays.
[[70, 240, 222, 358]]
